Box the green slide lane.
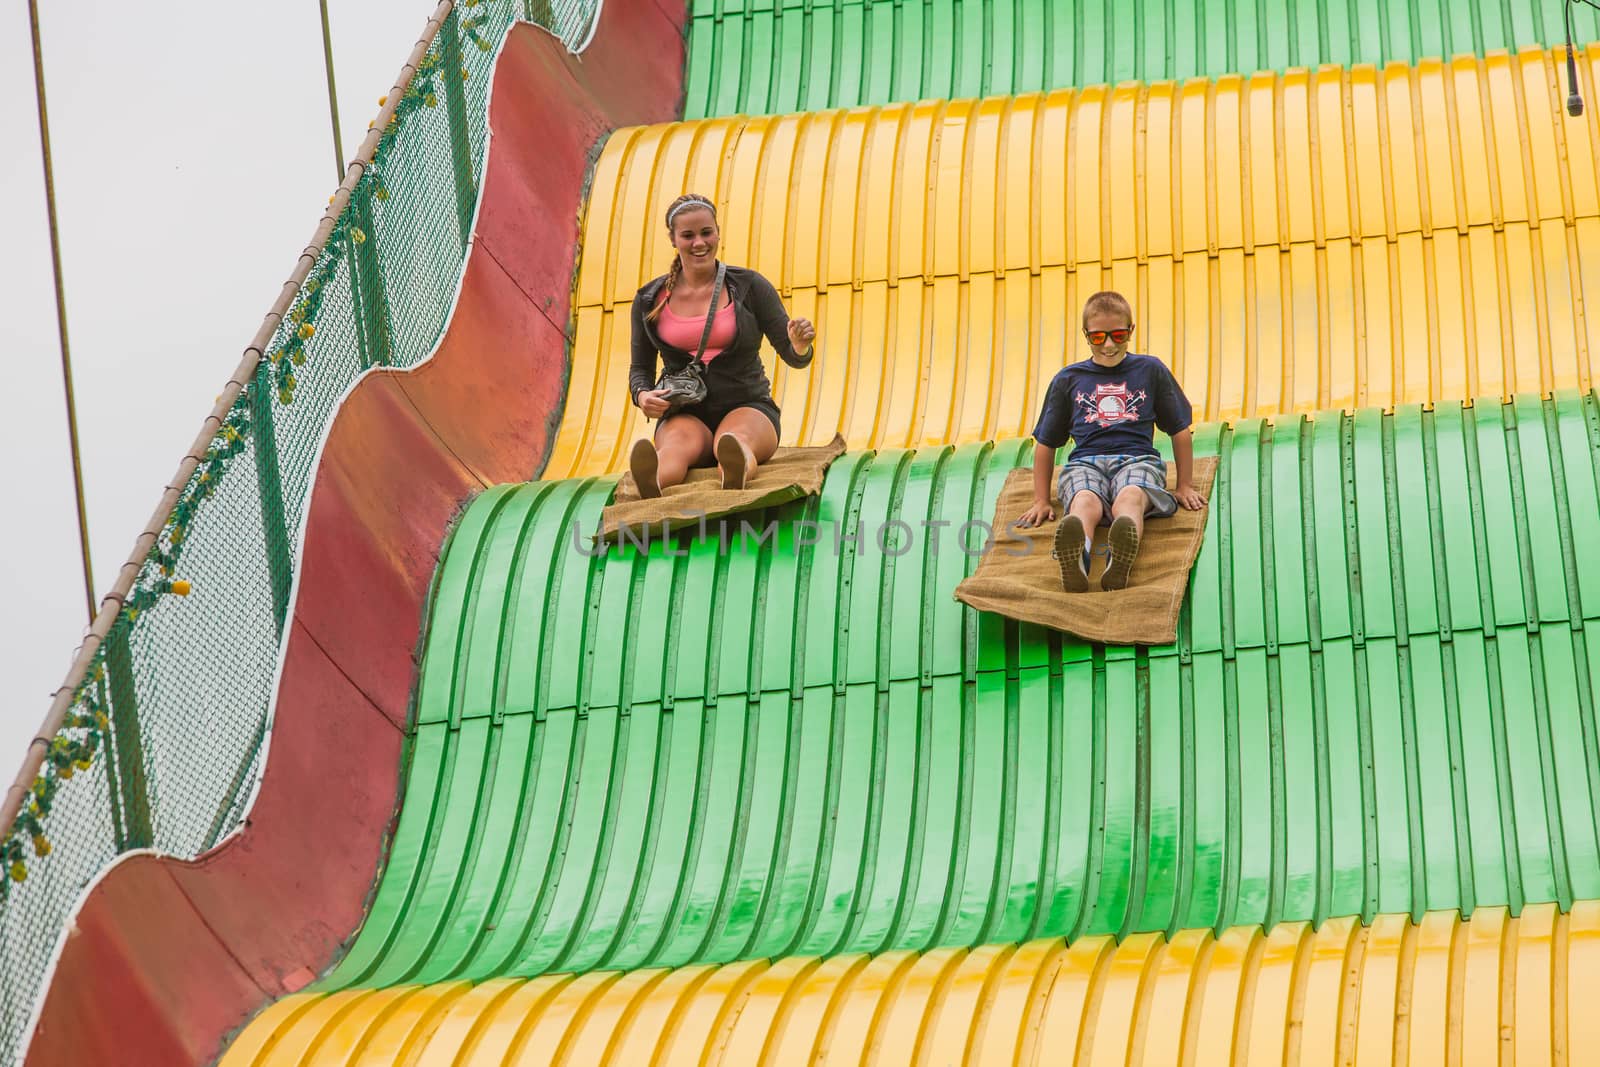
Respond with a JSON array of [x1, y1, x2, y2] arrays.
[[321, 392, 1600, 991], [684, 0, 1600, 118]]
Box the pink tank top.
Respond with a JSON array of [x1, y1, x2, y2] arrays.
[[658, 299, 737, 363]]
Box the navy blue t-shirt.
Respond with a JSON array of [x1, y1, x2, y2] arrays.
[[1032, 353, 1193, 458]]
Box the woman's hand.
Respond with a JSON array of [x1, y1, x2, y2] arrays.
[[787, 317, 815, 353], [637, 389, 671, 419]]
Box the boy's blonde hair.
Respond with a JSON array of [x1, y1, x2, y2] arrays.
[[1081, 290, 1133, 328]]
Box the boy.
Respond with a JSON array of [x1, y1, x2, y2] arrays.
[[1016, 291, 1206, 591]]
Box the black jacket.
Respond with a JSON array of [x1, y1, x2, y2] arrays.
[[629, 263, 814, 410]]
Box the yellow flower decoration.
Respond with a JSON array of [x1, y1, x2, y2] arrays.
[[378, 94, 388, 106], [32, 836, 50, 858], [425, 93, 437, 108], [9, 862, 24, 883], [352, 227, 367, 244], [298, 323, 316, 341], [172, 580, 192, 597]]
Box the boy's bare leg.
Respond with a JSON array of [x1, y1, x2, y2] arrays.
[[1069, 489, 1105, 532], [1101, 486, 1148, 590], [1053, 490, 1103, 593]]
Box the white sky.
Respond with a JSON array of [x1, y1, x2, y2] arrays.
[[1, 3, 429, 788]]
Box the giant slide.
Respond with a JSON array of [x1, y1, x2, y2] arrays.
[[17, 1, 1600, 1063]]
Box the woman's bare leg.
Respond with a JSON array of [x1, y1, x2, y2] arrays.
[[712, 407, 780, 489], [631, 414, 712, 497]]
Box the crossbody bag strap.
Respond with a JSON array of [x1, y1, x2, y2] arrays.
[[688, 262, 727, 369]]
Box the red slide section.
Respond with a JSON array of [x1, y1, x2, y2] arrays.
[[24, 10, 685, 1065]]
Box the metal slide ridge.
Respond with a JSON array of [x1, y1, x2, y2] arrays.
[[273, 394, 1600, 1000], [223, 902, 1600, 1063], [549, 47, 1600, 478], [209, 14, 1600, 1062], [683, 0, 1600, 118]]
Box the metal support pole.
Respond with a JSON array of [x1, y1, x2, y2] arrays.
[[249, 365, 293, 634], [348, 193, 393, 367], [103, 626, 153, 849], [28, 0, 94, 623], [318, 0, 347, 182], [439, 13, 478, 248]]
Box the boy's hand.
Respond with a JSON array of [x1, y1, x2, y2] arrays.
[[1016, 500, 1057, 528], [1174, 482, 1207, 510]]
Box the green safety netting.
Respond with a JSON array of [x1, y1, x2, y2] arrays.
[[685, 0, 1600, 117], [0, 3, 597, 1063]]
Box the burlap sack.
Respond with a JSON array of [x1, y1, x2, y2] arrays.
[[599, 433, 847, 544], [954, 456, 1218, 645]]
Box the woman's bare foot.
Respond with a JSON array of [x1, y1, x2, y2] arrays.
[[630, 438, 661, 498], [716, 433, 753, 490]]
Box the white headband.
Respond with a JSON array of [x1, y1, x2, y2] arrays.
[[667, 197, 715, 226]]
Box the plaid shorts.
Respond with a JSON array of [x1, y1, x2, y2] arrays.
[[1057, 453, 1177, 524]]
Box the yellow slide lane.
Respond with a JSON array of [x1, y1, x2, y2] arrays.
[[545, 46, 1600, 479], [222, 901, 1600, 1065]]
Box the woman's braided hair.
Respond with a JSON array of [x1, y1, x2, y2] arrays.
[[647, 193, 719, 323]]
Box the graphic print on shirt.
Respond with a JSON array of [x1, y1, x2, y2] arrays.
[[1075, 381, 1148, 427]]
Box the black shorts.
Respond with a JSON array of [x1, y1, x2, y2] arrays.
[[683, 396, 782, 439]]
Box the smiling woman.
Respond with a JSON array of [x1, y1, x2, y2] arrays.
[[626, 192, 817, 497]]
